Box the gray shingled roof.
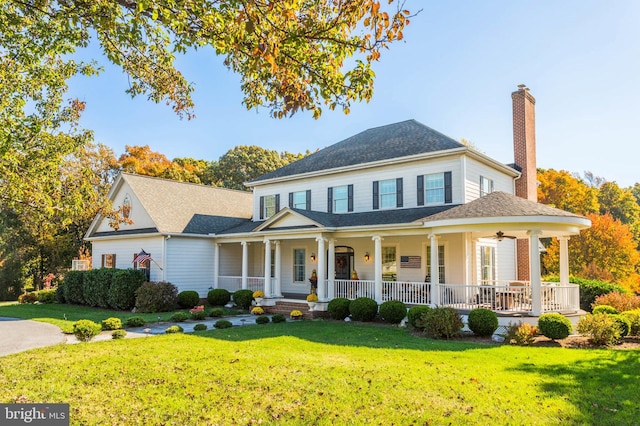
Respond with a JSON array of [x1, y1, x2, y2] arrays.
[[420, 191, 585, 223], [218, 205, 457, 235], [251, 120, 465, 182], [120, 173, 253, 234]]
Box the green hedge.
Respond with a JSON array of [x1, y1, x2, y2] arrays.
[[107, 269, 146, 310], [62, 270, 85, 305]]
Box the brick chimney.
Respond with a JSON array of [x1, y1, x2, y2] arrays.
[[512, 84, 537, 281]]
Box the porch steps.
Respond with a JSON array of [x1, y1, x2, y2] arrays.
[[264, 300, 328, 320]]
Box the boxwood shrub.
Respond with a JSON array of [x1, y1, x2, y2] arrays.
[[209, 308, 225, 318], [177, 290, 200, 309], [416, 307, 463, 339], [108, 269, 146, 310], [207, 289, 231, 306], [592, 305, 619, 315], [349, 297, 378, 322], [271, 314, 286, 323], [620, 309, 640, 336], [73, 320, 102, 342], [538, 313, 572, 340], [193, 323, 208, 331], [256, 315, 270, 325], [379, 300, 407, 324], [134, 281, 178, 313], [125, 316, 146, 327], [214, 320, 233, 329], [165, 325, 184, 334], [612, 314, 631, 338], [327, 297, 351, 320], [170, 311, 190, 322], [111, 329, 127, 340], [232, 289, 254, 310], [36, 289, 56, 304], [407, 305, 431, 328], [467, 308, 498, 337], [101, 317, 122, 331]]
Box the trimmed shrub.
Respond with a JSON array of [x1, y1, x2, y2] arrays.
[[620, 309, 640, 336], [18, 293, 38, 304], [165, 325, 184, 334], [125, 316, 146, 327], [407, 305, 431, 328], [379, 300, 407, 324], [416, 307, 463, 339], [193, 323, 208, 331], [271, 314, 286, 323], [177, 290, 200, 309], [577, 313, 622, 346], [593, 292, 640, 313], [232, 289, 254, 310], [111, 329, 127, 340], [256, 315, 270, 325], [467, 308, 499, 337], [349, 297, 378, 322], [108, 269, 146, 310], [209, 308, 225, 318], [83, 268, 114, 308], [504, 322, 538, 346], [36, 289, 56, 304], [207, 288, 231, 306], [214, 320, 233, 329], [612, 314, 631, 338], [170, 311, 190, 322], [73, 320, 102, 342], [190, 310, 206, 321], [134, 281, 179, 313], [592, 305, 618, 315], [63, 270, 85, 305], [327, 297, 351, 320], [101, 317, 122, 331], [55, 283, 65, 304], [538, 313, 572, 340]]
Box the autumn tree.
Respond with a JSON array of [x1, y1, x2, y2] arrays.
[[537, 169, 599, 215], [1, 1, 412, 227], [543, 213, 640, 292], [597, 181, 640, 243]]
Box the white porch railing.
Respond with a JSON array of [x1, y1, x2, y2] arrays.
[[217, 276, 264, 293], [329, 279, 579, 314]]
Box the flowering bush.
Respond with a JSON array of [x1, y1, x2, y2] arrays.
[[306, 293, 318, 302], [190, 305, 206, 320], [290, 310, 303, 319], [593, 292, 640, 313], [251, 306, 265, 315], [253, 290, 265, 298], [189, 305, 204, 314], [504, 322, 538, 346]]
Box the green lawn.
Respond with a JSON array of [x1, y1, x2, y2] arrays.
[[0, 302, 194, 333], [1, 321, 638, 425]]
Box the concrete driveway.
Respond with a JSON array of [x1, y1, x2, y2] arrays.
[[0, 317, 66, 356]]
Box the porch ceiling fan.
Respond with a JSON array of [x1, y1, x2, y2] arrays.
[[486, 231, 517, 242]]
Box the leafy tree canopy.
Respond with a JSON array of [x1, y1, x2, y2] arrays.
[[537, 168, 599, 215]]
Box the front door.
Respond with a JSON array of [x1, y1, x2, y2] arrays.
[[334, 247, 355, 280]]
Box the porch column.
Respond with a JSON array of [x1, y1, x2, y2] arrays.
[[559, 236, 570, 286], [327, 239, 336, 299], [316, 237, 326, 301], [528, 230, 543, 315], [373, 236, 383, 303], [213, 243, 220, 289], [241, 241, 249, 290], [429, 234, 440, 306], [264, 239, 272, 297], [274, 240, 282, 297]]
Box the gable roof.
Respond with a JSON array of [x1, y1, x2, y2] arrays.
[[88, 173, 253, 237], [250, 119, 466, 183]]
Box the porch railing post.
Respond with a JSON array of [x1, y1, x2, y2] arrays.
[[316, 237, 326, 301], [327, 239, 336, 300], [263, 239, 272, 298], [528, 230, 543, 315], [429, 234, 440, 307], [241, 241, 248, 290], [373, 236, 383, 303]]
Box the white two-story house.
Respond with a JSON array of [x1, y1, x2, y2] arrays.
[[85, 86, 590, 317]]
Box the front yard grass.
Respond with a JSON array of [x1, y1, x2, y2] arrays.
[[0, 321, 638, 425], [0, 302, 220, 333]]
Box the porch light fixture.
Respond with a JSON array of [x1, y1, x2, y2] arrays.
[[364, 252, 370, 262], [310, 253, 316, 262]]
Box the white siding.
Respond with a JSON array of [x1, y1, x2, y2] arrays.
[[252, 155, 465, 220], [90, 236, 164, 281], [95, 182, 155, 233], [463, 157, 514, 202], [165, 237, 214, 296]]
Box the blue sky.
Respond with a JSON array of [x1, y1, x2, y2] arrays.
[[68, 1, 640, 187]]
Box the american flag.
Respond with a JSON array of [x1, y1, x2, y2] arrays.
[[400, 256, 421, 268], [133, 250, 152, 264]]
